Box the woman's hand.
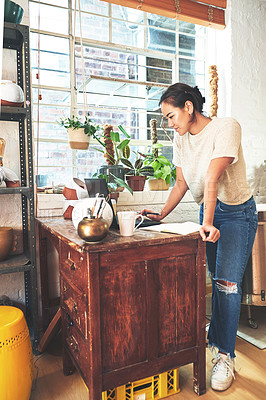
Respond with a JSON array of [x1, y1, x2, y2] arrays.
[[140, 209, 164, 221], [200, 223, 220, 242]]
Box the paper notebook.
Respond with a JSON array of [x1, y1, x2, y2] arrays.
[[139, 221, 202, 235]]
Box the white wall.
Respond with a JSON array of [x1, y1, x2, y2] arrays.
[[208, 0, 266, 199], [230, 0, 266, 198]]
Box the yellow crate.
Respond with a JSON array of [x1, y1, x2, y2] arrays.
[[102, 369, 180, 400]]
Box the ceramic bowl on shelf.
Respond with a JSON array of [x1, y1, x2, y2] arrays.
[[1, 80, 24, 107], [5, 180, 20, 187], [4, 0, 24, 24], [0, 166, 20, 186], [0, 227, 13, 261]]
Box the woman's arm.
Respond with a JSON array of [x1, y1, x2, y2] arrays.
[[141, 167, 188, 221], [200, 156, 234, 242]]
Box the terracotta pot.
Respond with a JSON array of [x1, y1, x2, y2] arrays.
[[110, 192, 119, 201], [63, 205, 74, 219], [0, 138, 5, 167], [126, 175, 146, 191], [63, 200, 79, 219], [147, 178, 170, 191], [62, 186, 78, 200], [0, 227, 13, 261], [5, 180, 20, 188], [67, 127, 90, 150]]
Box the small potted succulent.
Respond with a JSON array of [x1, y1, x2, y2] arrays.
[[58, 113, 104, 150]]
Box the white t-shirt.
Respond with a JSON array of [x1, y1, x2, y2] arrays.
[[172, 117, 252, 205]]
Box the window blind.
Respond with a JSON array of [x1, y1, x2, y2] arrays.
[[101, 0, 226, 29]]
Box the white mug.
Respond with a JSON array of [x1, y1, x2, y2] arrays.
[[117, 211, 144, 236]]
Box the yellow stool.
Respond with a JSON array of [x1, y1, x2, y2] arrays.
[[0, 306, 33, 400]]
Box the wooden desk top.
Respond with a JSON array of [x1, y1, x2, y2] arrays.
[[36, 216, 201, 253]]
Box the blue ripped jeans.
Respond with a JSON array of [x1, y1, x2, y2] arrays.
[[200, 196, 258, 358]]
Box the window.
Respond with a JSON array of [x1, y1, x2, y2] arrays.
[[30, 0, 206, 185]]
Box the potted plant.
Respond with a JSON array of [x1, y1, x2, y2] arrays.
[[97, 124, 131, 183], [58, 113, 104, 150], [143, 118, 175, 190], [121, 152, 154, 192], [143, 143, 176, 191]]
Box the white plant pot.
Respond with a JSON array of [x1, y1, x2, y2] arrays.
[[67, 127, 90, 150]]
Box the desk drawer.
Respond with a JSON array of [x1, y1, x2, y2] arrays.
[[63, 313, 89, 371], [61, 277, 87, 339], [60, 242, 87, 291]]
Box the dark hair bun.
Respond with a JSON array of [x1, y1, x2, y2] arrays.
[[193, 86, 205, 106]]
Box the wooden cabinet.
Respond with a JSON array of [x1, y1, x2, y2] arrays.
[[37, 217, 206, 399]]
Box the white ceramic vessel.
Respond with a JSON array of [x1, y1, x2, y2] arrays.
[[72, 198, 113, 229], [1, 80, 24, 107]]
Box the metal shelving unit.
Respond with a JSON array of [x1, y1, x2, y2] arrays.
[[242, 206, 266, 328], [0, 22, 38, 350]]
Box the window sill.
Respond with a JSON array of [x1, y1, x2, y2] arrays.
[[36, 190, 200, 223], [117, 188, 195, 206]]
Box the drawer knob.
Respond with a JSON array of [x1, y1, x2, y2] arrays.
[[68, 336, 79, 353], [66, 313, 74, 327], [65, 259, 77, 271], [70, 262, 76, 271]]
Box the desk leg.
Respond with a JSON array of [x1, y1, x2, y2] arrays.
[[62, 313, 75, 376], [39, 233, 50, 330], [63, 346, 75, 376], [193, 348, 206, 395], [87, 253, 103, 400]]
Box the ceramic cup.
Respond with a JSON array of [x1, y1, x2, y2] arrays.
[[117, 211, 144, 237]]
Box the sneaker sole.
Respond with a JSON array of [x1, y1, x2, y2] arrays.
[[211, 379, 234, 392]]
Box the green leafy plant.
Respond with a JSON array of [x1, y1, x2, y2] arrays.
[[58, 113, 105, 147], [143, 143, 176, 185], [121, 152, 154, 177], [96, 124, 131, 165]]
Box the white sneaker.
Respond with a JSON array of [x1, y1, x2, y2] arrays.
[[211, 353, 235, 391]]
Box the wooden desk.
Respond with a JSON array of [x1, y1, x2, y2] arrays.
[[36, 217, 206, 399]]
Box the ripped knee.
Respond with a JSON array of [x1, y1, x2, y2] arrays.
[[214, 279, 238, 294]]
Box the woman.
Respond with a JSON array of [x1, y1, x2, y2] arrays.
[[142, 83, 258, 392]]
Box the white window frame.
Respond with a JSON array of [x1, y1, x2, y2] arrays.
[[30, 0, 206, 183]]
